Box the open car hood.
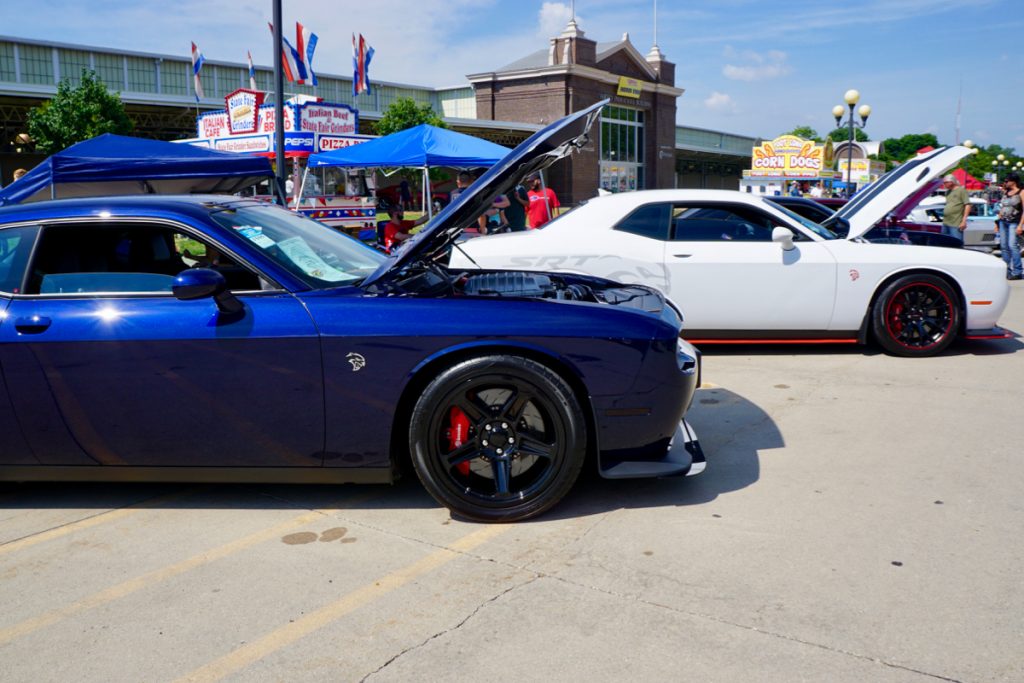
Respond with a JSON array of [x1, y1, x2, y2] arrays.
[[832, 146, 973, 239], [362, 99, 607, 287]]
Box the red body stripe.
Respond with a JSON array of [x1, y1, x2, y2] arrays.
[[687, 338, 858, 345]]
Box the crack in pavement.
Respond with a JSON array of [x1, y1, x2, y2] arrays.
[[359, 575, 540, 682], [536, 571, 964, 683], [317, 509, 963, 683]]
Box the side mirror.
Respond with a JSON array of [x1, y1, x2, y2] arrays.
[[173, 268, 226, 300], [772, 226, 796, 251], [173, 268, 244, 316]]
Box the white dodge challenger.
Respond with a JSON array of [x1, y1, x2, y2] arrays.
[[451, 146, 1010, 357]]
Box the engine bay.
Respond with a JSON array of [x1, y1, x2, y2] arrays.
[[366, 261, 666, 315], [456, 271, 667, 314]]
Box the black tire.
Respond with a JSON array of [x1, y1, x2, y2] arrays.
[[872, 274, 960, 357], [408, 356, 586, 522]]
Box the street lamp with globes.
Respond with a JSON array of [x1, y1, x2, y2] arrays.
[[832, 89, 870, 197]]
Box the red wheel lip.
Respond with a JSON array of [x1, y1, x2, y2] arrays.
[[884, 281, 956, 351]]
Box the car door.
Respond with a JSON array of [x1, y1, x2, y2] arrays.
[[0, 218, 324, 468], [662, 201, 838, 332], [0, 224, 45, 465]]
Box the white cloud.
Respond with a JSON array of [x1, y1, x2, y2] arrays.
[[704, 92, 737, 113], [538, 2, 576, 37], [0, 0, 522, 88], [723, 49, 790, 81]]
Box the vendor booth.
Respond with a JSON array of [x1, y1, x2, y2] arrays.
[[739, 135, 837, 197], [307, 124, 510, 219], [0, 133, 274, 206], [178, 90, 377, 233]]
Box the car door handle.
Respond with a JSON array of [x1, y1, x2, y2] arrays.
[[14, 316, 52, 334], [672, 253, 692, 258]]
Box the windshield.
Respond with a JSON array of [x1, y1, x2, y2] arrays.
[[764, 200, 839, 239], [210, 204, 385, 288]]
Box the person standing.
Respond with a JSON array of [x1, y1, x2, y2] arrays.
[[940, 174, 971, 241], [448, 171, 472, 204], [996, 173, 1023, 280], [504, 182, 530, 232], [382, 206, 427, 253], [526, 173, 559, 229], [477, 195, 510, 235]]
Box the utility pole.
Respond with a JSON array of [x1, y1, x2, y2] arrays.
[[273, 0, 286, 202]]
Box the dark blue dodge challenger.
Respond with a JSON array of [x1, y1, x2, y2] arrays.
[[0, 102, 703, 521]]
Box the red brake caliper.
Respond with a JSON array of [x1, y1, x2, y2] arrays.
[[447, 407, 472, 476]]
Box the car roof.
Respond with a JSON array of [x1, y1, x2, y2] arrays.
[[766, 196, 824, 207], [0, 195, 265, 224], [580, 189, 773, 208]]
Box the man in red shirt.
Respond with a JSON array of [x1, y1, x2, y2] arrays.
[[526, 173, 560, 229], [382, 206, 428, 253]]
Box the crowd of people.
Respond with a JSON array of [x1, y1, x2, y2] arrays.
[[379, 170, 561, 253]]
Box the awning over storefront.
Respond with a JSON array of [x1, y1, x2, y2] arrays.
[[0, 134, 273, 205]]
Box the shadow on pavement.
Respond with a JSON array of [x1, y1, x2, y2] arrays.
[[0, 387, 777, 521], [543, 386, 778, 520]]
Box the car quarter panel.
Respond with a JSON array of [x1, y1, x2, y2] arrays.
[[299, 293, 677, 468], [825, 241, 1010, 330]]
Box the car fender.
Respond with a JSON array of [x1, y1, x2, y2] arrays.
[[833, 262, 967, 331], [392, 339, 602, 469]]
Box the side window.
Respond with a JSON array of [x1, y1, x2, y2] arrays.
[[612, 203, 671, 241], [0, 225, 41, 294], [671, 204, 777, 242], [26, 222, 263, 295]]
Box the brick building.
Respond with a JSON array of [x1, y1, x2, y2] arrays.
[[1, 32, 754, 193], [468, 19, 683, 205]]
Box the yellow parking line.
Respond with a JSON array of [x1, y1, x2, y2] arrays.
[[699, 380, 717, 389], [176, 524, 508, 683], [0, 488, 196, 557], [0, 492, 375, 646]]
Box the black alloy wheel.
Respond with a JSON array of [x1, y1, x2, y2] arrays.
[[409, 356, 586, 522], [872, 274, 960, 357]]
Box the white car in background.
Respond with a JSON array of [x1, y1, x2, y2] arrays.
[[907, 196, 1000, 253], [452, 146, 1010, 357]]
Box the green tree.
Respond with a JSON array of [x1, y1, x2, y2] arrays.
[[782, 126, 821, 141], [374, 97, 446, 136], [27, 70, 133, 155], [960, 143, 1019, 181], [826, 127, 869, 143], [880, 133, 940, 163]]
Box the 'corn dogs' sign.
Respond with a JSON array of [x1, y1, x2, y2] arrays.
[[748, 135, 826, 178]]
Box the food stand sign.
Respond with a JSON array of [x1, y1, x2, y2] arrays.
[[198, 103, 297, 139], [838, 158, 886, 184], [298, 103, 358, 136], [616, 77, 642, 99], [226, 89, 265, 135], [748, 135, 825, 178]]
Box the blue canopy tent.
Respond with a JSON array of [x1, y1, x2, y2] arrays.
[[307, 124, 510, 218], [0, 134, 275, 206]]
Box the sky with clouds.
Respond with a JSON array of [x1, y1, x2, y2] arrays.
[[2, 0, 1021, 148]]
